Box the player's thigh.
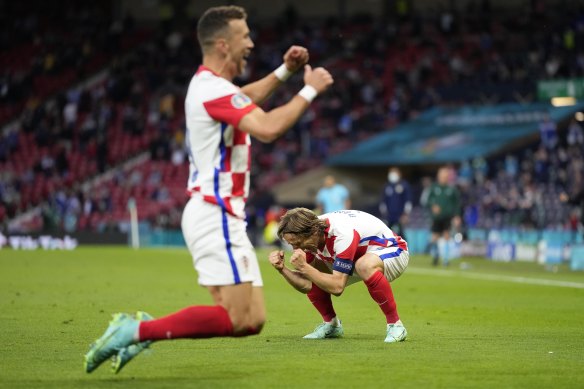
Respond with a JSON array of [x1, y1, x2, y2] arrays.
[[249, 286, 266, 328], [381, 250, 409, 282], [182, 196, 262, 287], [216, 282, 253, 328], [358, 248, 409, 282], [207, 285, 222, 305], [216, 283, 264, 315], [354, 252, 384, 279]]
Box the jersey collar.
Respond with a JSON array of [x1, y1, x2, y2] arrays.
[[196, 65, 220, 76]]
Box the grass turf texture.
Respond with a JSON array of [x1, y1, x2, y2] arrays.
[[1, 247, 583, 389]]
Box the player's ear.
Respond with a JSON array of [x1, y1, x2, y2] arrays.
[[215, 38, 229, 55]]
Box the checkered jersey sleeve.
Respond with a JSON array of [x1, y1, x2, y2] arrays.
[[203, 90, 257, 127], [331, 227, 360, 275]]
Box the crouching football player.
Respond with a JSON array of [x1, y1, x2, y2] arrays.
[[269, 207, 409, 343]]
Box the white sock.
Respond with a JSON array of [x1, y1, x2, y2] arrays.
[[133, 327, 140, 342], [438, 238, 446, 261], [327, 316, 341, 326]]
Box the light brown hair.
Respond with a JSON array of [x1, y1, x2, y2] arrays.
[[277, 208, 328, 240], [197, 6, 247, 53]]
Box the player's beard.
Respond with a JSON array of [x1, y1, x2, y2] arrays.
[[236, 50, 249, 75], [234, 59, 244, 76], [221, 51, 242, 79]]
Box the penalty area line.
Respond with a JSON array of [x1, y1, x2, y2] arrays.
[[407, 267, 584, 289]]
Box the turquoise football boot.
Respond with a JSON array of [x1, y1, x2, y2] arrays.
[[111, 311, 154, 374], [84, 313, 139, 373]]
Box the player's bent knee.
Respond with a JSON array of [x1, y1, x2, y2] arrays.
[[249, 318, 265, 335], [230, 314, 265, 336], [248, 309, 266, 334], [355, 254, 383, 279], [355, 257, 374, 275]]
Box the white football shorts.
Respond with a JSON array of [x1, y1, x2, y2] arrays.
[[181, 194, 263, 287], [315, 247, 408, 284], [375, 248, 409, 282]]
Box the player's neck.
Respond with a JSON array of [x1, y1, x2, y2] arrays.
[[203, 55, 236, 81]]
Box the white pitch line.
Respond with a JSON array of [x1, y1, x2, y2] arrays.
[[407, 267, 584, 289]]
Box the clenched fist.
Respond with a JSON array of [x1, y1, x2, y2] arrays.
[[268, 250, 285, 271], [303, 65, 334, 94], [283, 46, 309, 73], [289, 249, 308, 272]]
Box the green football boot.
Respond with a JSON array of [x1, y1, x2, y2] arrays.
[[111, 311, 154, 374], [84, 313, 139, 373], [303, 321, 344, 339]]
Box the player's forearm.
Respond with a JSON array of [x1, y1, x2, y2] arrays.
[[278, 267, 312, 293], [240, 74, 281, 105], [256, 96, 310, 142], [301, 266, 345, 296]]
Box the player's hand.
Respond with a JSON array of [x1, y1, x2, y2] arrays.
[[303, 65, 333, 94], [431, 204, 441, 215], [283, 46, 309, 73], [290, 249, 308, 271], [268, 250, 285, 271]]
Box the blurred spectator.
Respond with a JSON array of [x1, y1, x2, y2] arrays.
[[567, 118, 584, 147], [425, 166, 461, 266], [379, 167, 412, 238], [315, 175, 350, 214], [504, 154, 519, 178], [539, 114, 558, 150]]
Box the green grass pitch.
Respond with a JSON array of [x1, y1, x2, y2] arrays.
[[1, 247, 584, 388]]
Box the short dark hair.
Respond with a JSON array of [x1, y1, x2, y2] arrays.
[[277, 208, 328, 240], [197, 6, 247, 52]]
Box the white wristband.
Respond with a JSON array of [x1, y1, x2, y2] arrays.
[[274, 64, 293, 82], [298, 85, 318, 103]]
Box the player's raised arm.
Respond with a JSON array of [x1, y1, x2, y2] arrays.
[[239, 64, 333, 143], [269, 250, 313, 293], [240, 45, 309, 104]]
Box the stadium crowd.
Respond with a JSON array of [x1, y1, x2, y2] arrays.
[[456, 119, 584, 232], [0, 1, 149, 124], [1, 1, 584, 233]]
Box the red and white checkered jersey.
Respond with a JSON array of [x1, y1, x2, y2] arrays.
[[306, 210, 408, 274], [184, 65, 258, 218]]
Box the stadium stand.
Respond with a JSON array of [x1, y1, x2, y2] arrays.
[[1, 1, 584, 237], [0, 1, 150, 126]]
